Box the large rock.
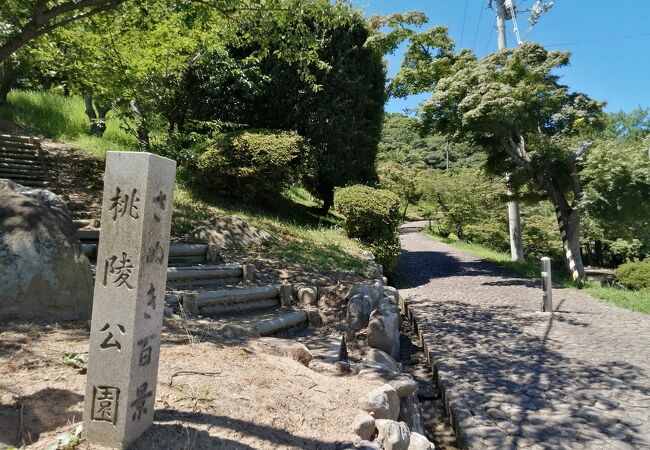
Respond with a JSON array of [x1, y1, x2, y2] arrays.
[[398, 393, 425, 435], [364, 348, 401, 373], [253, 337, 313, 366], [191, 215, 273, 249], [351, 411, 376, 440], [347, 294, 374, 331], [358, 384, 400, 421], [367, 301, 400, 360], [389, 377, 419, 398], [375, 419, 411, 450], [0, 180, 93, 321], [408, 432, 435, 450], [346, 281, 384, 309]]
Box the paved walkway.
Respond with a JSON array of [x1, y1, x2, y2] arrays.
[[392, 222, 650, 450]]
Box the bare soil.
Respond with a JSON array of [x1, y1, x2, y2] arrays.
[[0, 319, 381, 449]]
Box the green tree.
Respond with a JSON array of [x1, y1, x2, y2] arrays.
[[377, 161, 424, 220], [580, 138, 650, 259], [419, 168, 506, 242], [389, 24, 603, 278], [186, 0, 386, 211], [0, 0, 132, 64]]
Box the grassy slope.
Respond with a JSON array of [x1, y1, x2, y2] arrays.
[[422, 227, 650, 315], [1, 90, 367, 276], [0, 90, 138, 157]]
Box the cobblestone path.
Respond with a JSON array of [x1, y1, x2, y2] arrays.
[[392, 222, 650, 450]]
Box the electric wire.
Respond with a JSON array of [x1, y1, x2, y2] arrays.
[[545, 32, 650, 48], [472, 0, 487, 52], [459, 0, 469, 48]]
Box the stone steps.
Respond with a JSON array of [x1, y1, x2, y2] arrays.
[[0, 157, 39, 167], [0, 134, 47, 188], [181, 285, 283, 315], [0, 134, 41, 145], [167, 264, 255, 288], [81, 239, 226, 267]]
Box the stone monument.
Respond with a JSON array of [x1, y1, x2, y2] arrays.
[[83, 152, 176, 448]]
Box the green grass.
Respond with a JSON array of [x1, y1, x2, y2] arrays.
[[422, 227, 650, 315], [0, 90, 138, 157], [172, 171, 366, 275]]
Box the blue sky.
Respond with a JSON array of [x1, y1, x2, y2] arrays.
[[352, 0, 650, 114]]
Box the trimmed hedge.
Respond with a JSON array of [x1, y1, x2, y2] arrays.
[[335, 185, 402, 272], [197, 129, 306, 198], [615, 260, 650, 290]]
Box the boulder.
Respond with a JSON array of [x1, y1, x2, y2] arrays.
[[366, 262, 384, 280], [358, 384, 400, 421], [408, 432, 435, 450], [253, 337, 312, 366], [346, 281, 383, 309], [351, 411, 376, 440], [347, 294, 374, 332], [191, 215, 273, 250], [389, 377, 419, 398], [398, 394, 425, 435], [0, 180, 93, 321], [364, 348, 401, 373], [384, 286, 400, 305], [374, 419, 411, 450], [367, 302, 400, 360]]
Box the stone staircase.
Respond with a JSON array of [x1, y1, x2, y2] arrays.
[[0, 134, 48, 187], [79, 229, 307, 336]]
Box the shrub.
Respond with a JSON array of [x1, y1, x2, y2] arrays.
[[615, 260, 650, 290], [335, 185, 402, 272], [196, 129, 307, 199], [465, 221, 509, 252]]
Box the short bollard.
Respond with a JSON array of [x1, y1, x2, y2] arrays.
[[541, 256, 553, 312]]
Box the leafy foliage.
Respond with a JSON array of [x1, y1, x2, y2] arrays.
[[580, 138, 650, 256], [334, 185, 401, 271], [196, 129, 307, 199], [418, 169, 507, 241], [377, 161, 424, 219], [378, 113, 484, 168], [615, 260, 650, 291], [187, 0, 386, 210]]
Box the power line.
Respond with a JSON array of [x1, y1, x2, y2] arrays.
[[459, 0, 469, 48], [484, 25, 495, 54], [545, 31, 650, 48], [472, 0, 487, 52]]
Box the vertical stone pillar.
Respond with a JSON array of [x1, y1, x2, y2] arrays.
[[541, 256, 553, 312], [83, 152, 176, 449]]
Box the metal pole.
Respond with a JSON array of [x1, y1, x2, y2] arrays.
[[541, 257, 553, 312]]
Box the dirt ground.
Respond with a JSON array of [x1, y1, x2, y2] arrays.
[[0, 319, 382, 450]]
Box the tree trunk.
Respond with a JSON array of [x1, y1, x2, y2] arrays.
[[401, 203, 409, 222], [0, 64, 16, 105], [548, 183, 586, 280], [320, 190, 334, 215], [130, 99, 150, 152]]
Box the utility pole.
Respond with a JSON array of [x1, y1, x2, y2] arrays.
[[495, 0, 525, 262]]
